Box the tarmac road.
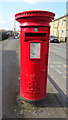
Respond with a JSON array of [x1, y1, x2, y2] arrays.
[[0, 38, 67, 119], [48, 43, 67, 107]]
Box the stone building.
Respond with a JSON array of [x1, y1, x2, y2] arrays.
[[50, 14, 68, 42]]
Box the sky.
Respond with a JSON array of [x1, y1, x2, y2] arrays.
[[0, 1, 67, 31]]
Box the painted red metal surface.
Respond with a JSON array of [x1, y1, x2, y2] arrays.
[[15, 10, 55, 101]]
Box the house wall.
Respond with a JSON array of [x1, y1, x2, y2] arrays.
[[50, 15, 68, 42]]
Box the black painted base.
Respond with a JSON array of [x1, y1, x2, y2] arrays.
[[20, 96, 45, 104]]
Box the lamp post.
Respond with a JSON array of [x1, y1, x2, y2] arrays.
[[14, 20, 16, 38]]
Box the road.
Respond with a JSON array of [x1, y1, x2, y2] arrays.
[[48, 43, 67, 107], [0, 38, 67, 119], [49, 43, 66, 94]]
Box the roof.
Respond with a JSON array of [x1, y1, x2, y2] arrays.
[[51, 13, 68, 22]]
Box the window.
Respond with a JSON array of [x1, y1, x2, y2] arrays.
[[66, 29, 68, 37], [53, 31, 54, 35], [58, 30, 59, 37], [58, 21, 60, 26], [54, 22, 56, 28], [61, 30, 64, 36], [62, 19, 66, 26]]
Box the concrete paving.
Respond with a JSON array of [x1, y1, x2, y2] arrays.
[[0, 38, 67, 119]]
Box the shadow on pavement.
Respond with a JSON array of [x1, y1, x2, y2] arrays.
[[2, 50, 20, 118]]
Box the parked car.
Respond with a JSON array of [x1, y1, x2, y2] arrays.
[[15, 34, 20, 39], [50, 36, 60, 43], [2, 32, 9, 40]]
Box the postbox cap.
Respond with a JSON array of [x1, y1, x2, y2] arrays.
[[15, 10, 55, 21], [15, 10, 55, 27]]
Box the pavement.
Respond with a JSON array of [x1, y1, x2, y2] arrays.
[[0, 38, 67, 119]]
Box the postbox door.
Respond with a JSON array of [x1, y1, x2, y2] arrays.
[[20, 27, 50, 100]]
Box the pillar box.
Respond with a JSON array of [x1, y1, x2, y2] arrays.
[[15, 10, 55, 102]]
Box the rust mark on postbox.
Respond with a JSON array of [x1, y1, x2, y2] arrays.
[[15, 10, 55, 102]]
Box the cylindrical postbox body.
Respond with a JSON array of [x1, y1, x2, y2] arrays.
[[15, 10, 55, 101]]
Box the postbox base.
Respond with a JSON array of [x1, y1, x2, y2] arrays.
[[21, 96, 45, 104]]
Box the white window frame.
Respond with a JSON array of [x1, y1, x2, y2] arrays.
[[61, 30, 64, 36]]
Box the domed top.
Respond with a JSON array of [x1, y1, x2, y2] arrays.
[[15, 10, 55, 21], [15, 10, 55, 27]]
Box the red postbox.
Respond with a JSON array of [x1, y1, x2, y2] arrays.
[[15, 10, 55, 102]]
